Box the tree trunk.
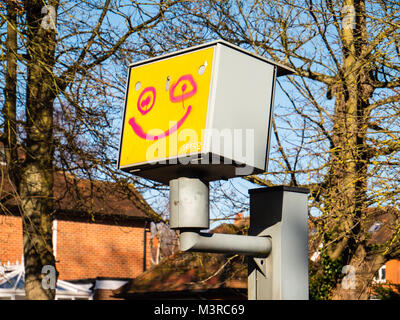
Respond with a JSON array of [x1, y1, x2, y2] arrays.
[[21, 0, 58, 300], [322, 0, 380, 297], [3, 1, 19, 187], [325, 78, 370, 261]]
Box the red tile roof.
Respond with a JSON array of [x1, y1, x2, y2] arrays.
[[114, 223, 248, 299], [0, 169, 160, 222]]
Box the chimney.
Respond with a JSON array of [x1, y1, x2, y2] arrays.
[[234, 213, 244, 225]]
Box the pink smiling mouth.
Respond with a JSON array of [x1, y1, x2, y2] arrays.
[[128, 105, 192, 141]]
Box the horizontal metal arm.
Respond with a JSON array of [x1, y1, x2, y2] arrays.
[[180, 231, 272, 257]]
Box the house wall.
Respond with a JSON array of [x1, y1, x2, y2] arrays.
[[0, 215, 23, 264], [56, 218, 151, 280], [0, 214, 151, 280], [386, 259, 400, 284]]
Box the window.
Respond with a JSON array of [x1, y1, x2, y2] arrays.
[[373, 265, 386, 284], [368, 222, 383, 234]]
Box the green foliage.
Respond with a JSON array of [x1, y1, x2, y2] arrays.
[[309, 249, 345, 300], [370, 283, 400, 300]]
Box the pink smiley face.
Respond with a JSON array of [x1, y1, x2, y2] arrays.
[[128, 74, 197, 141]]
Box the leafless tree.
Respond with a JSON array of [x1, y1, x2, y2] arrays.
[[0, 0, 181, 299], [157, 0, 400, 299]]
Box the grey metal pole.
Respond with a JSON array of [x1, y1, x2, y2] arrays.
[[169, 179, 309, 300], [169, 177, 272, 257], [248, 186, 309, 300], [180, 231, 272, 256], [169, 177, 209, 230]]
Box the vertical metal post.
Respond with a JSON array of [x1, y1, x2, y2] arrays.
[[169, 177, 209, 230], [248, 186, 309, 300]]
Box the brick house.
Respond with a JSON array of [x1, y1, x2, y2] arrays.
[[0, 169, 159, 299], [309, 207, 400, 299]]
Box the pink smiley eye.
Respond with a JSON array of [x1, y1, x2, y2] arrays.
[[137, 86, 156, 115], [169, 74, 197, 103]]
